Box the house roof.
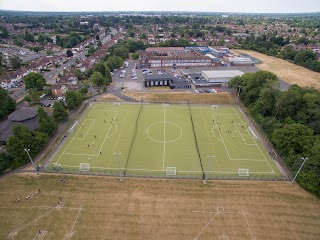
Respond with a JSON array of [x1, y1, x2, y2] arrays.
[[8, 107, 37, 122], [146, 47, 185, 52]]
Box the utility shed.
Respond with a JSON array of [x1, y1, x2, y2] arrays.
[[201, 70, 244, 83]]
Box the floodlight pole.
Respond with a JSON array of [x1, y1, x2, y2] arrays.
[[204, 155, 214, 184], [236, 85, 243, 103], [290, 157, 308, 185], [24, 148, 37, 172], [114, 152, 123, 181]]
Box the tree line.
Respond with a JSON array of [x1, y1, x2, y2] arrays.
[[238, 35, 320, 72], [229, 71, 320, 196]]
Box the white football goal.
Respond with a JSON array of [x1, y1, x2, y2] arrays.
[[166, 167, 176, 176], [211, 105, 219, 108], [80, 163, 90, 171], [68, 121, 79, 133], [52, 163, 62, 171], [247, 127, 258, 139], [238, 168, 249, 177]]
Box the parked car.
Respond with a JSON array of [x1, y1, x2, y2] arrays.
[[194, 89, 200, 93]]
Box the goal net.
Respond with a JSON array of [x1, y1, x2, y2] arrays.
[[80, 163, 90, 171], [68, 121, 79, 133], [269, 149, 278, 160], [247, 127, 257, 139], [162, 103, 169, 107], [211, 105, 219, 108], [113, 102, 121, 106], [238, 168, 249, 176], [166, 167, 176, 176], [52, 163, 62, 171]]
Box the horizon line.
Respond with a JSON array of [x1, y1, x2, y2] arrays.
[[0, 9, 320, 14]]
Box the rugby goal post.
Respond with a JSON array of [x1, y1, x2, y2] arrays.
[[247, 127, 258, 139], [166, 167, 176, 176], [80, 163, 90, 172], [238, 168, 249, 177]]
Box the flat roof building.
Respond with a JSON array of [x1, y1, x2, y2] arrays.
[[227, 56, 255, 66], [201, 70, 244, 83]]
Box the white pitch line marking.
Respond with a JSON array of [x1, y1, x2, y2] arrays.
[[162, 106, 166, 171], [64, 205, 83, 240], [193, 212, 219, 240]]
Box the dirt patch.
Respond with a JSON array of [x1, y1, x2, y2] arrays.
[[95, 93, 123, 102], [0, 174, 319, 239], [125, 92, 235, 104], [231, 49, 320, 89]]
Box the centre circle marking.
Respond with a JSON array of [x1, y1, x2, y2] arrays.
[[147, 121, 182, 143]]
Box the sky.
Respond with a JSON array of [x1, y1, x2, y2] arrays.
[[0, 0, 320, 13]]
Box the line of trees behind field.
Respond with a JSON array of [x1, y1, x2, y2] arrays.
[[239, 36, 320, 72], [229, 71, 320, 196]]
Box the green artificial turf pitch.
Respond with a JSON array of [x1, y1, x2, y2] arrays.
[[49, 103, 281, 178]]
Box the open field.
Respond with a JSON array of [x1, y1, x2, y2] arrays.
[[0, 174, 319, 240], [48, 103, 281, 179], [125, 92, 235, 104], [231, 49, 320, 89]]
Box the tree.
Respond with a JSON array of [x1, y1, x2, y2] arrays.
[[0, 87, 16, 120], [140, 33, 147, 39], [65, 91, 83, 110], [112, 47, 129, 60], [0, 153, 12, 173], [132, 53, 139, 60], [74, 68, 83, 80], [88, 46, 95, 55], [10, 56, 21, 69], [94, 62, 106, 76], [7, 125, 48, 166], [24, 72, 46, 91], [0, 26, 9, 38], [53, 101, 68, 123], [38, 107, 57, 137], [89, 71, 106, 87], [271, 123, 313, 157], [66, 49, 73, 58]]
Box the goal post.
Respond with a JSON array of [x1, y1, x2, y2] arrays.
[[166, 167, 176, 176], [247, 127, 258, 139], [80, 163, 90, 171], [211, 105, 219, 108], [238, 168, 249, 177], [51, 163, 62, 171], [162, 103, 169, 107]]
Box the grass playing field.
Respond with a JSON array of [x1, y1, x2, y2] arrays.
[[48, 103, 281, 179], [1, 174, 319, 240]]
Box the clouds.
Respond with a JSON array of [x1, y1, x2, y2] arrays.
[[0, 0, 319, 13]]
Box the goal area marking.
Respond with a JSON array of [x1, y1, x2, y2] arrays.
[[80, 163, 90, 171], [238, 168, 249, 176], [166, 167, 176, 175]]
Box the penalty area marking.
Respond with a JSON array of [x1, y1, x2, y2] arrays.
[[192, 206, 256, 240]]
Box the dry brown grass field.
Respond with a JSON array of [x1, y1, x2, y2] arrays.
[[125, 92, 235, 104], [231, 49, 320, 89], [0, 174, 319, 240]]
